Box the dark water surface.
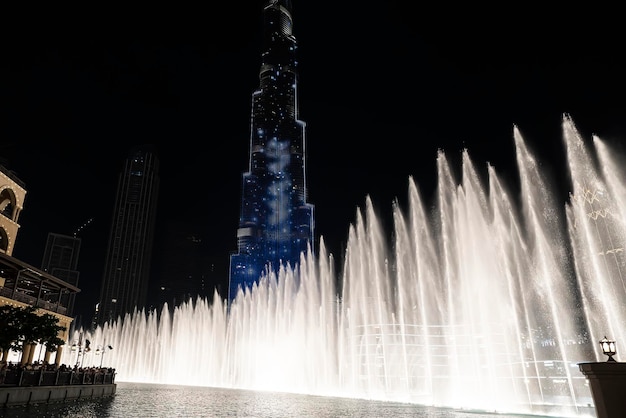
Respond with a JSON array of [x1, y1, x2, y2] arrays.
[[0, 382, 590, 417]]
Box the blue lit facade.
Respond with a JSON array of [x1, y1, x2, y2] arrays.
[[229, 0, 314, 303]]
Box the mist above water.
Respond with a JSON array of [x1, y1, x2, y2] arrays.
[[65, 115, 624, 417]]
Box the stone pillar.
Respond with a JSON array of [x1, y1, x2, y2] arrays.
[[20, 343, 32, 365], [54, 346, 63, 366], [26, 342, 37, 364], [579, 362, 626, 418]]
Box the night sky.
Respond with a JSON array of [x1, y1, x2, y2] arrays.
[[3, 3, 626, 320]]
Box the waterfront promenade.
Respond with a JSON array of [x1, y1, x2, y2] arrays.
[[0, 362, 116, 407]]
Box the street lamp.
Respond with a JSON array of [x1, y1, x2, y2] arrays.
[[599, 336, 617, 362], [95, 342, 114, 368], [70, 333, 91, 367]]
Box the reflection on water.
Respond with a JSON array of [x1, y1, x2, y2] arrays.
[[0, 382, 591, 418]]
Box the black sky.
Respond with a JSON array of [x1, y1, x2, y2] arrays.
[[2, 3, 626, 320]]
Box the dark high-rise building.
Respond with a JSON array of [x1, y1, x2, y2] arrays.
[[229, 0, 314, 303], [154, 220, 206, 310], [41, 232, 81, 314], [95, 145, 160, 326]]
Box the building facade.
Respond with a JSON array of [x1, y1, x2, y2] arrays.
[[41, 232, 81, 315], [0, 164, 76, 365], [0, 163, 26, 256], [94, 146, 159, 326], [154, 220, 207, 311], [229, 0, 315, 303]]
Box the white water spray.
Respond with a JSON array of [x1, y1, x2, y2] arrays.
[[65, 115, 624, 417]]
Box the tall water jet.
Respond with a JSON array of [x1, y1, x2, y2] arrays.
[[63, 115, 624, 417], [565, 119, 626, 360]]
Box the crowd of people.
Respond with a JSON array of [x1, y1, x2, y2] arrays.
[[0, 360, 116, 385]]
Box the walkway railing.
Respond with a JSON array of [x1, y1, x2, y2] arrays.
[[0, 368, 115, 387]]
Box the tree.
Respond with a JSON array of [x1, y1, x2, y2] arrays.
[[0, 305, 22, 362], [35, 313, 67, 353], [0, 305, 66, 363]]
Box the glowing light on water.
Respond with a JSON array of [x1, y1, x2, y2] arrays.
[[65, 115, 623, 417]]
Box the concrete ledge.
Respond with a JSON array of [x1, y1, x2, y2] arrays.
[[579, 361, 626, 418], [0, 384, 116, 407]]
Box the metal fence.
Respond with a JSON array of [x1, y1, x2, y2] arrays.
[[0, 369, 115, 386]]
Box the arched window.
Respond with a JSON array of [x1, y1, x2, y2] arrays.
[[0, 187, 16, 220], [0, 227, 8, 253]]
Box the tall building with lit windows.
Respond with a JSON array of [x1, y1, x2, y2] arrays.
[[229, 0, 314, 303], [95, 146, 160, 326]]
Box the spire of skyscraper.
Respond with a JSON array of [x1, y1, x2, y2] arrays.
[[266, 0, 292, 11], [229, 2, 314, 303]]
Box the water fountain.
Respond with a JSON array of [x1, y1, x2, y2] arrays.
[[64, 114, 624, 417]]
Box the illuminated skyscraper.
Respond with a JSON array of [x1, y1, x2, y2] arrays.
[[95, 145, 160, 326], [229, 0, 314, 303]]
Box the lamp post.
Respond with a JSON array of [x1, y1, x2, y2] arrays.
[[70, 332, 91, 367], [70, 335, 81, 367], [599, 336, 617, 362], [95, 342, 114, 368]]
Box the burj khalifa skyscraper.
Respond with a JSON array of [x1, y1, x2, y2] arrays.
[[229, 1, 314, 303]]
